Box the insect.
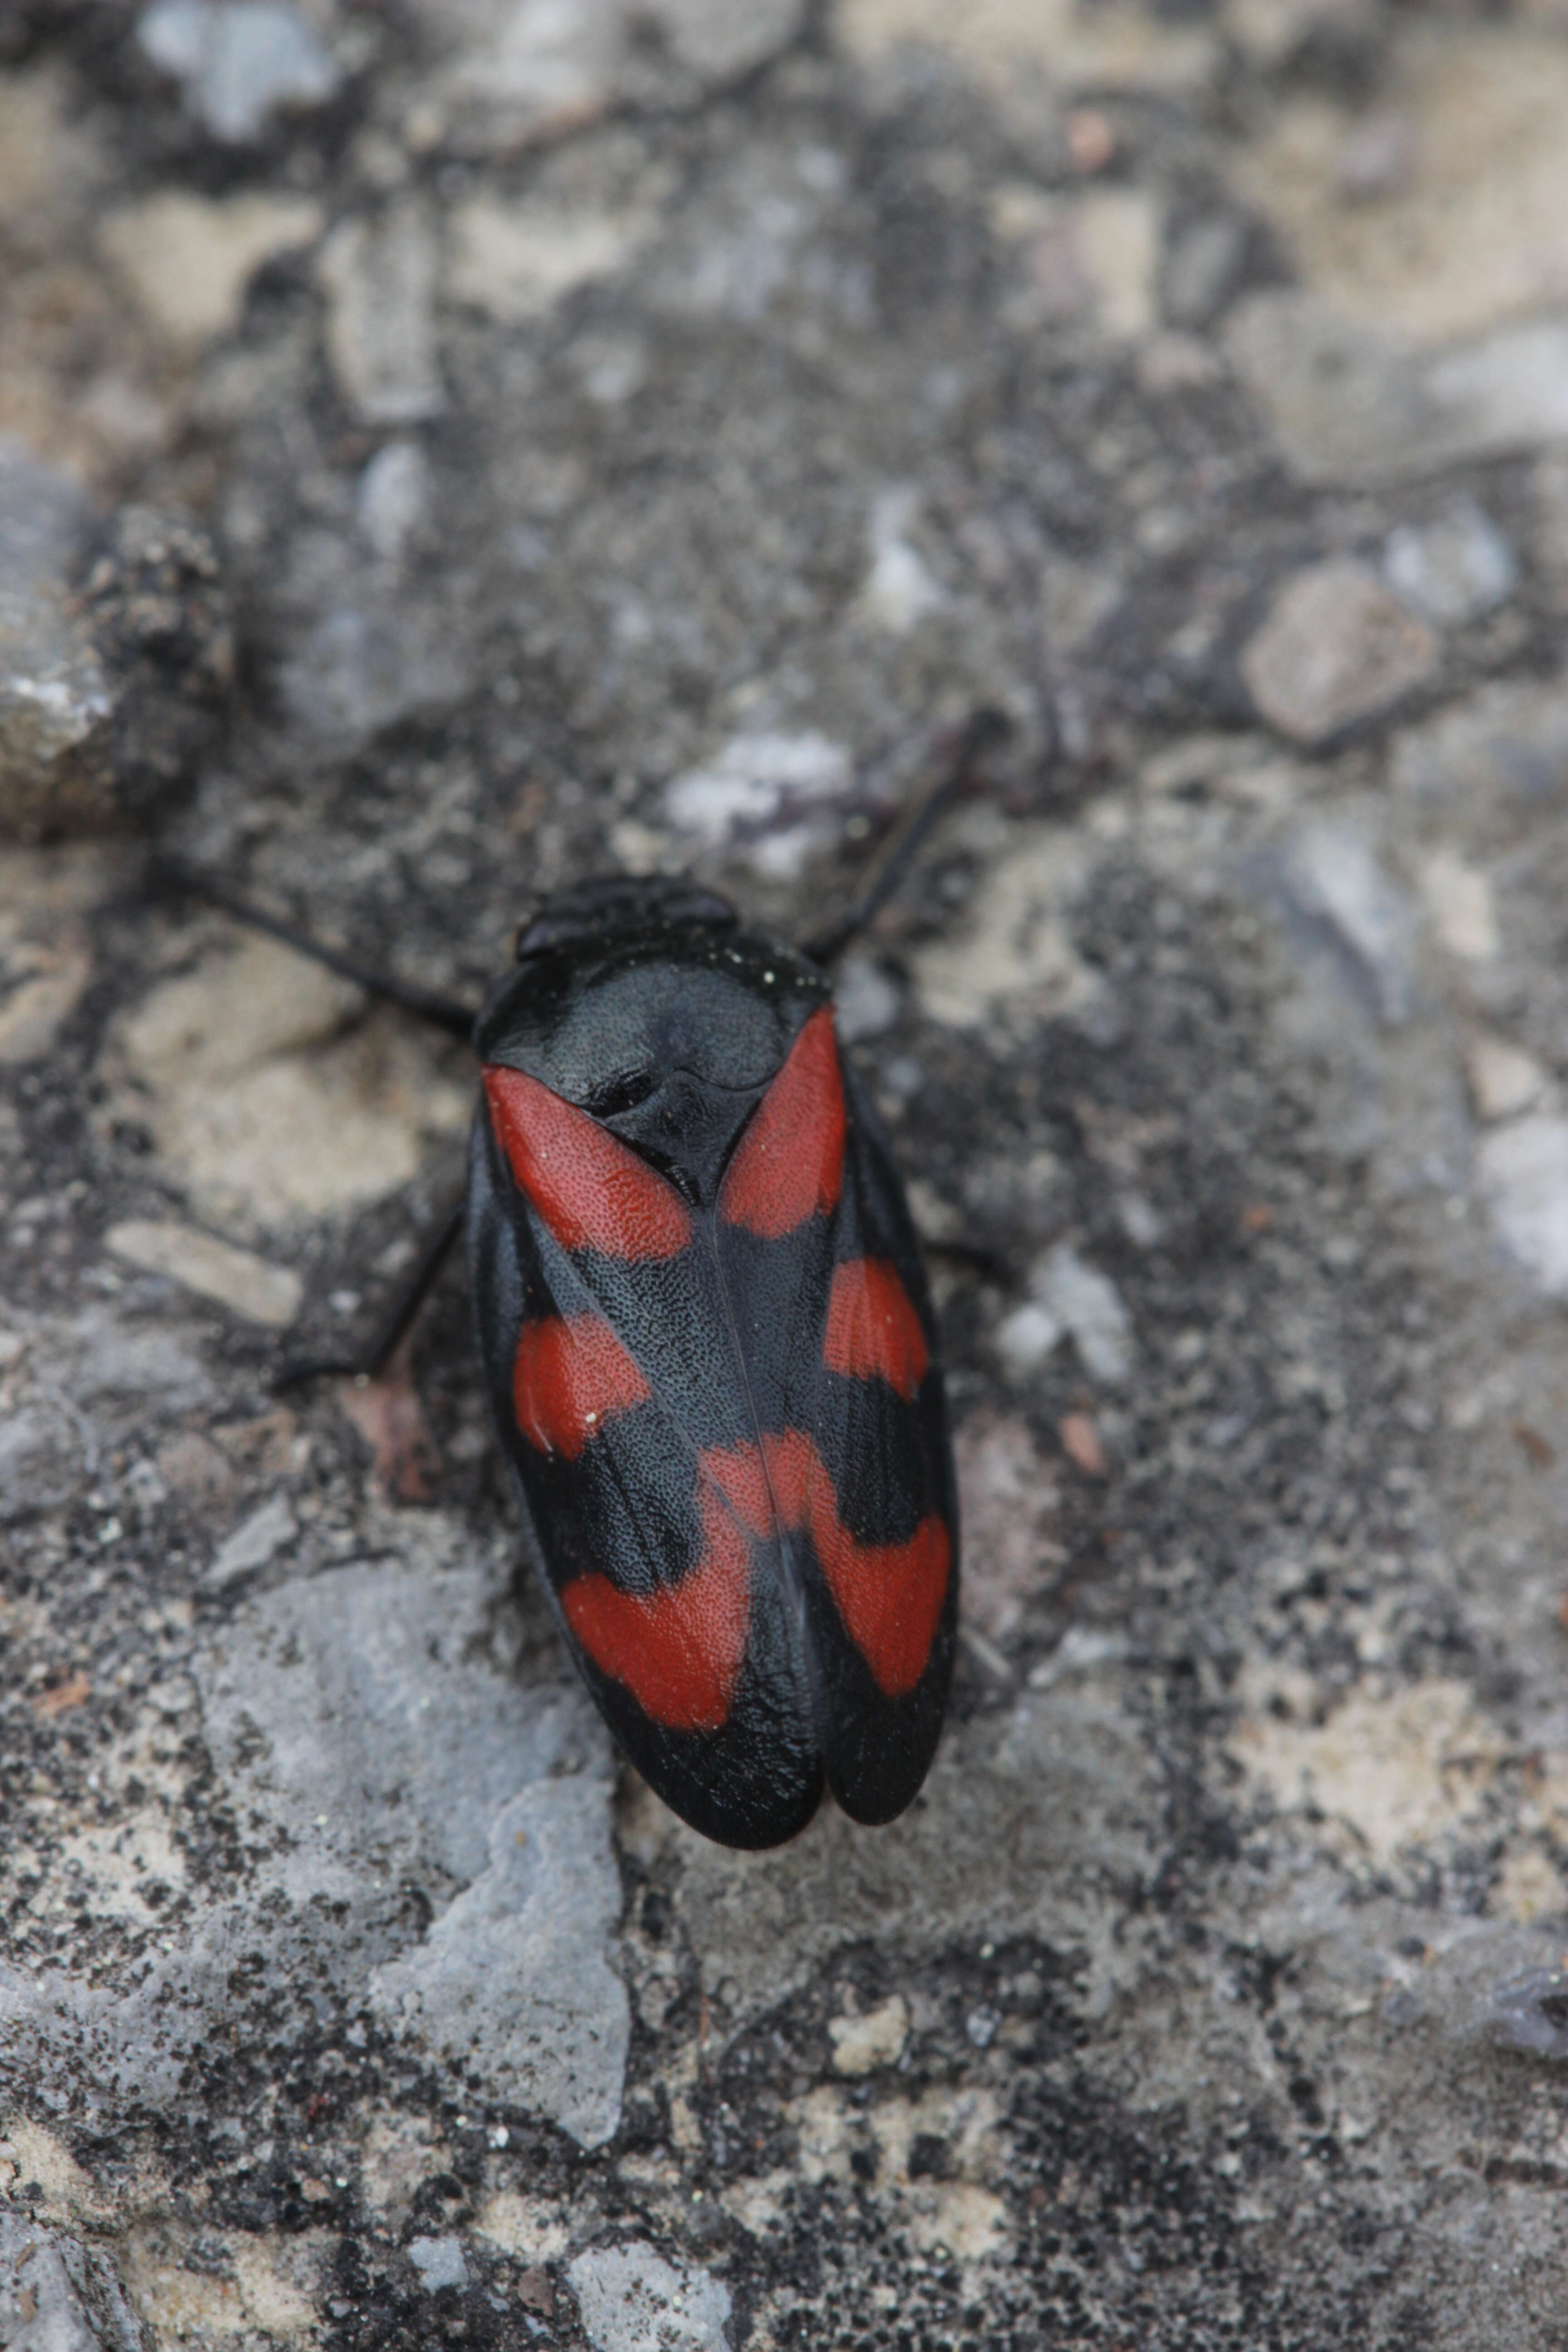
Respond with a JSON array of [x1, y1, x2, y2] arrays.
[[172, 717, 998, 1847]]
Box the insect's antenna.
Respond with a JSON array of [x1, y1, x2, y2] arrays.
[[804, 706, 1010, 965], [150, 857, 482, 1043]]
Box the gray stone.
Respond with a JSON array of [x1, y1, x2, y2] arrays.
[[0, 2214, 152, 2352], [410, 0, 807, 157], [1478, 1965, 1568, 2061], [137, 0, 342, 144], [1276, 816, 1418, 1024], [1161, 213, 1248, 329], [278, 595, 469, 750], [0, 444, 113, 837], [0, 1400, 87, 1524], [199, 1548, 604, 1896], [317, 201, 443, 425], [75, 505, 232, 818], [369, 1776, 629, 2149], [3, 1541, 624, 2146], [1336, 108, 1416, 203], [61, 1309, 211, 1412], [1034, 1243, 1133, 1385], [355, 441, 430, 568], [833, 954, 902, 1044], [566, 2243, 732, 2352], [1384, 498, 1518, 627], [202, 1549, 627, 2142], [1228, 293, 1568, 487], [1389, 675, 1568, 814], [407, 2234, 471, 2292], [664, 728, 855, 880], [204, 1491, 297, 1585], [999, 1243, 1133, 1385], [0, 452, 230, 837], [1242, 559, 1440, 745], [673, 1674, 1163, 2018], [1475, 1115, 1568, 1295]]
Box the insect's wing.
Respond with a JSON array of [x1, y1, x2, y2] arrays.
[[467, 1088, 825, 1850], [715, 1029, 958, 1826], [803, 1054, 958, 1821]]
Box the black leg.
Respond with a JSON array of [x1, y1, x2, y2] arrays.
[[275, 1195, 466, 1387], [152, 858, 481, 1043], [804, 707, 1010, 965]]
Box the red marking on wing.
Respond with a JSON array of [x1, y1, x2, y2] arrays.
[[483, 1064, 692, 1260], [563, 1420, 948, 1726], [823, 1258, 930, 1400], [513, 1314, 652, 1459], [711, 1429, 950, 1700], [562, 1480, 752, 1734], [719, 1008, 846, 1238]]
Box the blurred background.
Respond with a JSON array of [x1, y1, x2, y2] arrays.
[[5, 3, 1568, 2347]]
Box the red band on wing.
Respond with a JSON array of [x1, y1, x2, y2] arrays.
[[513, 1314, 652, 1459], [719, 1008, 846, 1239], [809, 1497, 951, 1700], [562, 1495, 751, 1735], [823, 1258, 930, 1400], [709, 1428, 949, 1700], [563, 1422, 948, 1726], [483, 1064, 692, 1260]]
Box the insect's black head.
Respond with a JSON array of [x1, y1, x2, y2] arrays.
[[514, 875, 738, 960], [477, 876, 832, 1190]]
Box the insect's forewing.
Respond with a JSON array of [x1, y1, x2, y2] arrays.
[[469, 1069, 825, 1850], [714, 1027, 958, 1826]]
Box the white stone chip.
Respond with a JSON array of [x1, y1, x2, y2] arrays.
[[1229, 293, 1568, 489], [100, 191, 323, 348], [1466, 1036, 1548, 1125], [833, 955, 902, 1044], [318, 200, 444, 425], [1384, 498, 1518, 628], [1029, 1244, 1133, 1386], [1476, 1114, 1568, 1295], [1279, 818, 1416, 1024], [995, 1300, 1063, 1380], [0, 450, 115, 836], [857, 487, 944, 634], [409, 0, 807, 156], [1242, 560, 1439, 746], [407, 2234, 470, 2292], [356, 442, 429, 568], [1417, 847, 1499, 965], [828, 1994, 908, 2076], [206, 1494, 297, 1586], [107, 1217, 302, 1327], [664, 729, 853, 879], [138, 0, 341, 144], [566, 2241, 732, 2352], [447, 196, 651, 325]]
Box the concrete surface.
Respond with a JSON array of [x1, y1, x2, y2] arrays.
[[5, 1, 1568, 2345]]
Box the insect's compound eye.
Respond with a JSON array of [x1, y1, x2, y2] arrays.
[[584, 1069, 658, 1119]]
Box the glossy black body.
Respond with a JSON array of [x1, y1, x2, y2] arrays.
[[467, 878, 958, 1850]]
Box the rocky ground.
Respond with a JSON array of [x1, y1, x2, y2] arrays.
[[5, 0, 1568, 2345]]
